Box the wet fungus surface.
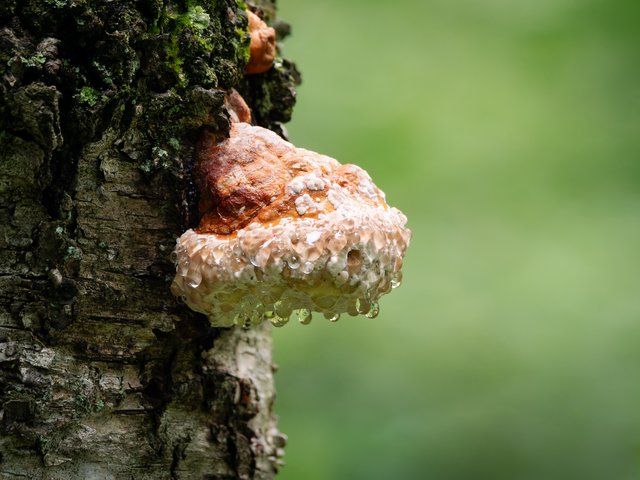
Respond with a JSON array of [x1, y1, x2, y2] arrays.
[[245, 10, 276, 75], [171, 118, 411, 328]]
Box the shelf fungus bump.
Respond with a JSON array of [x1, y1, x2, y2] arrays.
[[244, 10, 276, 75], [171, 116, 411, 327]]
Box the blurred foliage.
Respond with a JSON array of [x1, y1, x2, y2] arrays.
[[272, 0, 640, 479]]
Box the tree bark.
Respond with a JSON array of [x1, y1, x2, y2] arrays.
[[0, 0, 298, 478]]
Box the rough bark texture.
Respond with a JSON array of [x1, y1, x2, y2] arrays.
[[0, 0, 298, 478]]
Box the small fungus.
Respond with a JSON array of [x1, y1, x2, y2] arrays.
[[245, 10, 276, 75], [171, 96, 411, 327]]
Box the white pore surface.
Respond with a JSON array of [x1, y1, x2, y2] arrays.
[[171, 215, 409, 327]]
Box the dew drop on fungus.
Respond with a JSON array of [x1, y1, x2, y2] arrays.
[[178, 260, 189, 277], [365, 302, 380, 319], [274, 300, 293, 319], [325, 312, 340, 322], [391, 271, 403, 289], [356, 297, 370, 315], [187, 270, 202, 288], [335, 270, 349, 286], [287, 255, 300, 269], [301, 261, 314, 274], [297, 309, 312, 325], [271, 314, 290, 327]]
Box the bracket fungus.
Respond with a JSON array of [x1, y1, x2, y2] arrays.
[[245, 10, 276, 75], [171, 95, 411, 327]]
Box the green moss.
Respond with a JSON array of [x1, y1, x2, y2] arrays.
[[78, 86, 103, 107], [70, 378, 105, 415], [44, 0, 68, 8], [74, 392, 104, 414], [186, 5, 210, 32], [91, 62, 114, 87], [74, 392, 90, 413], [65, 245, 83, 261], [143, 0, 251, 92], [165, 35, 188, 89], [235, 26, 251, 63], [18, 53, 46, 67], [94, 398, 105, 412], [151, 3, 216, 89]]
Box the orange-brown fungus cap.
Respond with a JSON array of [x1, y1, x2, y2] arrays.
[[171, 122, 411, 327], [245, 10, 276, 75], [224, 89, 252, 124]]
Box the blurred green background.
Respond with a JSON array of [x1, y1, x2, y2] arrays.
[[272, 0, 640, 479]]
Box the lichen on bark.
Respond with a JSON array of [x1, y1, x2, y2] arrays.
[[0, 0, 297, 477]]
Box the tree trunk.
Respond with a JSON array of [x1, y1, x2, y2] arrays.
[[0, 1, 298, 478]]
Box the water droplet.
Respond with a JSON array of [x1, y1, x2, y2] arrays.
[[324, 312, 340, 322], [266, 257, 284, 275], [178, 258, 189, 276], [212, 245, 225, 263], [170, 251, 178, 263], [274, 300, 293, 319], [287, 255, 300, 269], [231, 257, 245, 270], [301, 261, 314, 274], [372, 230, 386, 250], [335, 270, 349, 286], [391, 271, 403, 289], [356, 298, 371, 315], [365, 302, 379, 319], [297, 309, 312, 325], [187, 274, 202, 289], [271, 314, 290, 327]]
